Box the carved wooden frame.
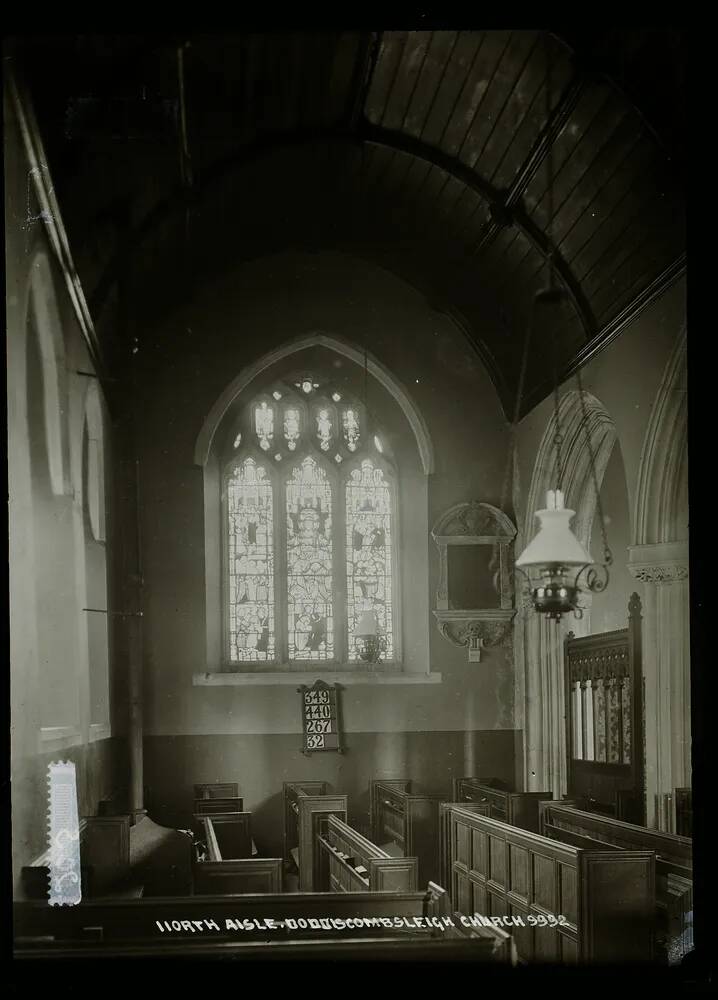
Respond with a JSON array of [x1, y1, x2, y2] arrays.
[[431, 501, 516, 661]]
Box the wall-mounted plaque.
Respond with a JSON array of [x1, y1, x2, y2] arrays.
[[298, 680, 343, 755], [431, 501, 517, 661]]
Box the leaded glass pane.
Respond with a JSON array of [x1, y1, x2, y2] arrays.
[[227, 457, 274, 662], [283, 407, 300, 450], [345, 459, 393, 660], [286, 456, 333, 660], [255, 401, 274, 451], [342, 408, 360, 451], [316, 407, 333, 451]]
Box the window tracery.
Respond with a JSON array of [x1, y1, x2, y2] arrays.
[[223, 373, 396, 667]]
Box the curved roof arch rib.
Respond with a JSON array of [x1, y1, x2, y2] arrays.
[[22, 30, 684, 419]]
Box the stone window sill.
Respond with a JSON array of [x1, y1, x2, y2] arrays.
[[39, 725, 83, 753], [193, 671, 442, 686]]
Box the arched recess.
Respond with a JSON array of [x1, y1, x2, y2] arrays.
[[523, 391, 617, 554], [193, 332, 435, 476], [197, 336, 432, 675], [26, 251, 69, 497], [632, 328, 688, 547], [515, 390, 619, 798], [628, 329, 689, 826]]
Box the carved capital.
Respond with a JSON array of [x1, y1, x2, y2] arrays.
[[629, 563, 689, 584], [628, 543, 689, 585]]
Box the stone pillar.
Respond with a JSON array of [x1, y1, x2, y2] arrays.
[[628, 542, 690, 829], [516, 591, 593, 798]]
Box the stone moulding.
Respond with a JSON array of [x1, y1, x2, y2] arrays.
[[432, 608, 516, 662], [431, 501, 517, 662], [627, 542, 689, 585]]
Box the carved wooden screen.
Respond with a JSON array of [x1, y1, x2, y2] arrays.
[[564, 593, 645, 825]]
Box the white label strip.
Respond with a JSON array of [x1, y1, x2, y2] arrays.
[[47, 761, 82, 906]]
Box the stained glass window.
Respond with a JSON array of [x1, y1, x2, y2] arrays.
[[226, 376, 397, 667], [227, 457, 274, 662], [345, 459, 393, 661], [286, 457, 334, 660]]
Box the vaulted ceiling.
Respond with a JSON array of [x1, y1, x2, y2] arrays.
[[13, 29, 685, 417]]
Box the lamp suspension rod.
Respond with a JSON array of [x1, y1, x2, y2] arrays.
[[543, 33, 564, 493]]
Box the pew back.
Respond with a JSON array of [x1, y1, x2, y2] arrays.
[[14, 891, 513, 961], [539, 801, 692, 964], [283, 781, 348, 890], [193, 859, 282, 894], [369, 779, 442, 885], [200, 813, 253, 860], [452, 778, 551, 832], [194, 782, 240, 799], [441, 803, 656, 964], [194, 796, 244, 815]]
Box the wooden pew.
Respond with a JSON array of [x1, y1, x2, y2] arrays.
[[283, 781, 348, 890], [193, 816, 282, 894], [369, 779, 443, 886], [441, 803, 656, 964], [193, 859, 282, 895], [13, 886, 514, 963], [194, 782, 240, 799], [315, 814, 418, 893], [194, 813, 253, 860], [193, 796, 244, 816], [452, 777, 551, 832], [539, 800, 692, 964]]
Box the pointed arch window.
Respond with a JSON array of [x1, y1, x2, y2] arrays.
[[222, 374, 398, 667]]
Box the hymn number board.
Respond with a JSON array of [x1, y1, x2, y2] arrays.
[[298, 680, 343, 755]]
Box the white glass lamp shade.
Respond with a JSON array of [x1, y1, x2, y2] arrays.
[[356, 609, 378, 637], [516, 490, 593, 569]]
